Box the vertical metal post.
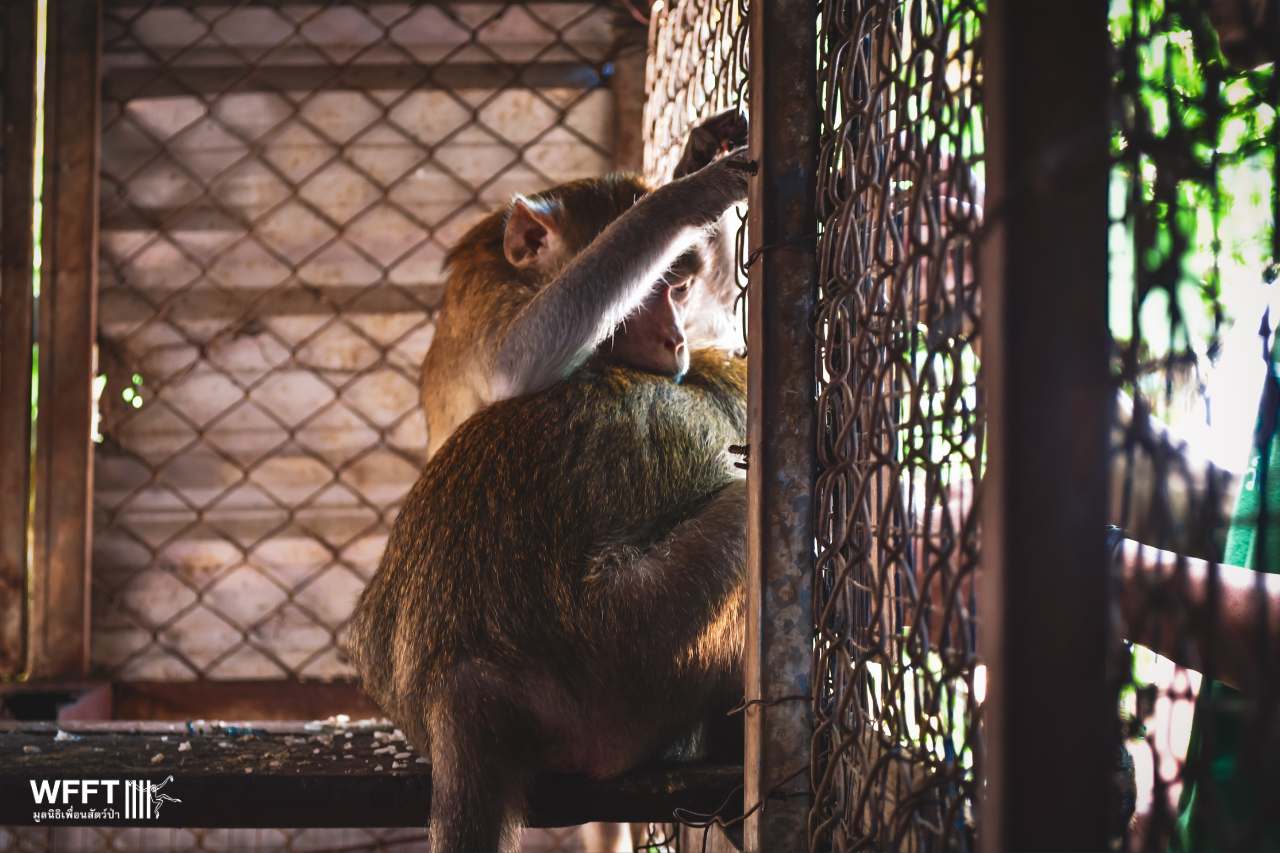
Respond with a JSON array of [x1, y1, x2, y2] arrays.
[[29, 0, 101, 679], [0, 0, 39, 678], [979, 0, 1113, 849], [744, 1, 817, 850]]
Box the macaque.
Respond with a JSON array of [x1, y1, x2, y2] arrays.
[[419, 110, 748, 457], [350, 342, 748, 852], [349, 116, 755, 851]]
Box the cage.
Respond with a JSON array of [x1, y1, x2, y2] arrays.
[[2, 0, 1279, 851]]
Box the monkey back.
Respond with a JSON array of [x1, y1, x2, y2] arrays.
[[348, 349, 747, 724]]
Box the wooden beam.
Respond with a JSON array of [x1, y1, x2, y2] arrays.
[[0, 721, 743, 828], [0, 0, 39, 678], [979, 0, 1113, 849], [608, 21, 647, 172], [104, 62, 606, 100], [29, 0, 102, 679], [111, 680, 381, 722]]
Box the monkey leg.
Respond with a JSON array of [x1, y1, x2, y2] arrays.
[[427, 668, 534, 853], [583, 478, 747, 710]]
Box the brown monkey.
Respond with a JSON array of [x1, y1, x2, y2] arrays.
[[349, 338, 747, 852], [419, 110, 747, 457]]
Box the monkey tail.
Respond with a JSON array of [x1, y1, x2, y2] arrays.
[[427, 674, 531, 853]]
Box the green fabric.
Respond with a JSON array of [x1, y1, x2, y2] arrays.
[[1173, 336, 1280, 851]]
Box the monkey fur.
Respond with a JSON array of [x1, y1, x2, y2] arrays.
[[349, 349, 746, 853]]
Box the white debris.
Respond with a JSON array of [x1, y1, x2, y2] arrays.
[[23, 745, 40, 754], [394, 752, 411, 760], [150, 753, 164, 765], [53, 730, 80, 742], [178, 741, 192, 753]]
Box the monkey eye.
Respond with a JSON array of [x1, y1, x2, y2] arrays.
[[670, 279, 693, 300]]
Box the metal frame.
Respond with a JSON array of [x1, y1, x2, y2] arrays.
[[978, 0, 1114, 847], [743, 1, 817, 851]]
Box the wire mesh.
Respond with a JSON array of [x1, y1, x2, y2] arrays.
[[639, 4, 748, 849], [642, 0, 747, 183], [643, 0, 749, 354], [810, 1, 985, 850], [91, 0, 617, 680], [1108, 1, 1279, 849]]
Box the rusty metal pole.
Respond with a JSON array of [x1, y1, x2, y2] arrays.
[[0, 0, 39, 678], [743, 1, 818, 851], [979, 0, 1113, 848]]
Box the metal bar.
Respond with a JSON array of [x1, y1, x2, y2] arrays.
[[978, 0, 1113, 849], [0, 0, 38, 679], [743, 0, 817, 850], [29, 0, 102, 680]]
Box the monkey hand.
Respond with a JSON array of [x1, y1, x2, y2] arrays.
[[675, 145, 754, 225], [673, 108, 749, 178]]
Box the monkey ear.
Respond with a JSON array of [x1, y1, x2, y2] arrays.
[[503, 196, 563, 270]]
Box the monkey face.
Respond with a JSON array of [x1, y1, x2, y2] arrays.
[[601, 280, 692, 380]]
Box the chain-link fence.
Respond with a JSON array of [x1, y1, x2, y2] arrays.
[[92, 0, 618, 680], [1109, 1, 1279, 849], [810, 1, 984, 849], [642, 0, 746, 183], [643, 0, 748, 355]]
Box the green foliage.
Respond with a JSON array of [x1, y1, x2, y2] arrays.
[[1109, 0, 1276, 383]]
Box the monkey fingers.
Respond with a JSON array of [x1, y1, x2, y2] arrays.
[[673, 108, 750, 178]]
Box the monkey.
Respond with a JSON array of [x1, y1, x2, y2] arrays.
[[419, 109, 748, 457], [349, 344, 748, 852], [349, 124, 755, 851]]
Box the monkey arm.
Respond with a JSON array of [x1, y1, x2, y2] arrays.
[[905, 397, 1240, 663], [580, 479, 746, 675], [1111, 392, 1239, 560], [488, 155, 750, 402], [1115, 537, 1280, 694]]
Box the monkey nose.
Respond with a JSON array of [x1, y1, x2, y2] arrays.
[[664, 336, 686, 353]]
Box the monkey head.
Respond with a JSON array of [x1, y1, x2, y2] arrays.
[[498, 175, 726, 382], [599, 259, 694, 380], [501, 174, 656, 280]]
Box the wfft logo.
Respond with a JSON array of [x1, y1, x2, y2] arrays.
[[29, 775, 181, 823]]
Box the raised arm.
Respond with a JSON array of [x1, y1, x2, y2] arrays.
[[489, 150, 752, 400]]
